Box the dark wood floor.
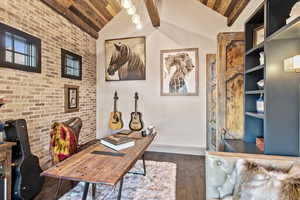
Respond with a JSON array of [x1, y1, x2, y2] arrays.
[[35, 152, 205, 200]]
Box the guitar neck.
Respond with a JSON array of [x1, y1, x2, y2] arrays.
[[114, 99, 117, 112]]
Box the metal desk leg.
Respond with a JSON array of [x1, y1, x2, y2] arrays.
[[92, 183, 96, 200], [117, 178, 124, 200], [82, 182, 90, 200], [55, 179, 62, 199], [127, 154, 147, 176], [142, 154, 146, 176]]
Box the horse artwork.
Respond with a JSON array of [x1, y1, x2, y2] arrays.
[[105, 37, 146, 81], [160, 48, 199, 96]]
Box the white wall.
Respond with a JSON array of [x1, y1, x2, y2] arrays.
[[96, 0, 262, 155]]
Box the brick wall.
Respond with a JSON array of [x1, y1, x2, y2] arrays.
[[0, 0, 97, 168]]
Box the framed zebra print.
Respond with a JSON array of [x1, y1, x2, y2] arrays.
[[105, 36, 146, 81], [160, 48, 199, 96]]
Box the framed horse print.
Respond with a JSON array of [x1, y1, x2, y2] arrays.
[[105, 36, 146, 81], [160, 48, 199, 96]]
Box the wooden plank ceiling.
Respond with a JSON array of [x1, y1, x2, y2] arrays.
[[41, 0, 122, 39], [198, 0, 250, 26]]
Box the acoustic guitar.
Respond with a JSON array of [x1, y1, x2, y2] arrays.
[[108, 91, 124, 130], [129, 92, 144, 131]]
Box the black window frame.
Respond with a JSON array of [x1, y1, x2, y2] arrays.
[[61, 49, 82, 80], [0, 22, 41, 73]]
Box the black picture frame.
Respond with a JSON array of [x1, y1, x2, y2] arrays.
[[64, 85, 79, 113], [61, 49, 82, 80], [0, 22, 41, 73]]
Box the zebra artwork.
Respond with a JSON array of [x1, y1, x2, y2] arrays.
[[105, 37, 146, 81], [161, 48, 199, 96]]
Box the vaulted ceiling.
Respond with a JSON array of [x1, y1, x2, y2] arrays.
[[198, 0, 250, 26], [41, 0, 250, 39], [41, 0, 122, 39]]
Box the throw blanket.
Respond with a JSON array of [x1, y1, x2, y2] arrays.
[[50, 122, 78, 163]]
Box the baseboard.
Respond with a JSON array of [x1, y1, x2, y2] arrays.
[[147, 144, 206, 156]]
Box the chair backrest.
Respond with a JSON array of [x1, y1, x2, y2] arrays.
[[63, 117, 82, 141], [206, 151, 300, 200]]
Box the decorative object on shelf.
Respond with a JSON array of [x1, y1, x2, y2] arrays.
[[283, 55, 300, 72], [256, 94, 264, 114], [64, 85, 79, 113], [105, 36, 146, 81], [257, 79, 264, 90], [259, 51, 264, 65], [108, 91, 124, 130], [253, 25, 264, 47], [256, 137, 264, 152], [286, 2, 300, 24], [160, 48, 199, 96]]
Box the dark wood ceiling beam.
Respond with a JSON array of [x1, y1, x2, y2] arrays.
[[72, 0, 107, 30], [88, 0, 113, 21], [144, 0, 160, 27], [41, 0, 99, 39], [224, 0, 240, 17], [202, 0, 208, 5], [213, 0, 222, 11], [227, 0, 250, 26], [206, 0, 217, 9]]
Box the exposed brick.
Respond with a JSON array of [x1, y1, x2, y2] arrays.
[[0, 0, 96, 168]]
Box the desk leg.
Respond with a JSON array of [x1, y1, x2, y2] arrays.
[[82, 182, 90, 200], [55, 179, 63, 199], [92, 183, 96, 200], [142, 154, 146, 176], [117, 178, 124, 200]]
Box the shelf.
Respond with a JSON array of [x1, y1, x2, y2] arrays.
[[245, 112, 264, 119], [267, 16, 300, 41], [246, 42, 264, 56], [245, 90, 264, 94], [224, 139, 263, 154], [245, 65, 264, 74]]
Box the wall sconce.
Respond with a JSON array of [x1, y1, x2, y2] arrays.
[[284, 55, 300, 72]]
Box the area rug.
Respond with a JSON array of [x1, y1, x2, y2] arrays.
[[59, 160, 176, 200]]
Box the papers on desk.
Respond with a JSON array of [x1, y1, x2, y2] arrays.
[[100, 135, 135, 151]]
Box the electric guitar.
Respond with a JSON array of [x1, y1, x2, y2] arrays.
[[108, 91, 124, 130], [129, 92, 144, 131]]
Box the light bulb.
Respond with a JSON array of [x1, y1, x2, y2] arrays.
[[136, 23, 143, 30], [121, 0, 133, 9], [127, 5, 136, 15], [132, 14, 140, 24]]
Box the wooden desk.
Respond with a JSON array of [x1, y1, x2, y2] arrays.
[[42, 133, 156, 200], [0, 142, 15, 200]]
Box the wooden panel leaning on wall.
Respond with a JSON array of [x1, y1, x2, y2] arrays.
[[216, 32, 245, 151], [206, 54, 217, 151]]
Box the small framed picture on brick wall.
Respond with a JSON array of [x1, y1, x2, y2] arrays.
[[64, 85, 79, 113]]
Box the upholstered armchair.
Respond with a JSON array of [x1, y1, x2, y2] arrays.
[[206, 151, 300, 200]]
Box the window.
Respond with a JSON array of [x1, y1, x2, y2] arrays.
[[0, 23, 41, 73], [61, 49, 82, 80]]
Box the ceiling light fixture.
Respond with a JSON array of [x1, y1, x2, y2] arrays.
[[136, 23, 143, 30], [132, 14, 140, 24], [121, 0, 133, 9], [127, 5, 136, 15]]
